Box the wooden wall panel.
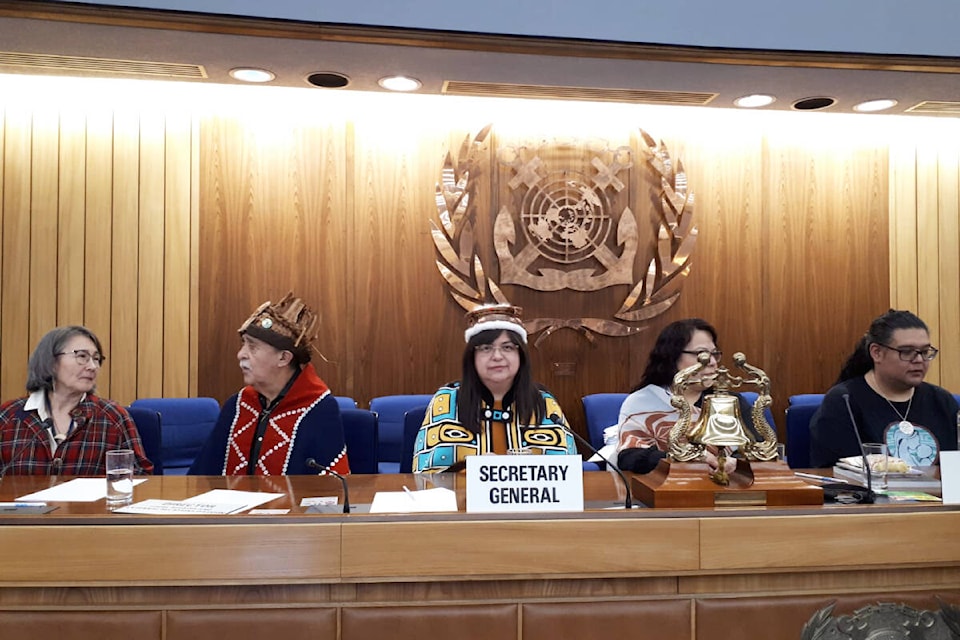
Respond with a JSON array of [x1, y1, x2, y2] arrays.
[[29, 109, 59, 352], [0, 99, 197, 405], [85, 111, 115, 396], [938, 147, 960, 391], [58, 109, 86, 326], [1, 107, 32, 401], [109, 110, 141, 404]]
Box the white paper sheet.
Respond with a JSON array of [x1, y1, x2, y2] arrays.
[[939, 451, 960, 504], [369, 487, 458, 513], [183, 489, 285, 512], [16, 477, 148, 503], [112, 499, 248, 515]]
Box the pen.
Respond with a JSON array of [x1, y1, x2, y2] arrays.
[[794, 472, 835, 484], [0, 502, 47, 507], [402, 485, 417, 501]]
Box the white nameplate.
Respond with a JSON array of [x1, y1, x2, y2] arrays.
[[466, 455, 584, 513], [939, 451, 960, 504]]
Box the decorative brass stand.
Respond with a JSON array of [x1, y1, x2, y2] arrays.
[[632, 352, 822, 508]]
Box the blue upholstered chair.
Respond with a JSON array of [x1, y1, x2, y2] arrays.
[[399, 404, 429, 474], [341, 408, 379, 474], [126, 406, 163, 475], [334, 396, 358, 410], [581, 393, 628, 451], [129, 397, 220, 475], [369, 394, 435, 474], [785, 394, 824, 469]]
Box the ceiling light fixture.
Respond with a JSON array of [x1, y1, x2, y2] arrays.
[[229, 68, 275, 83], [378, 75, 422, 92], [306, 72, 351, 89], [734, 94, 776, 108], [853, 99, 898, 113], [792, 97, 836, 111]]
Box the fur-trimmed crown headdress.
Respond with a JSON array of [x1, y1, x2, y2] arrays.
[[464, 304, 527, 343], [238, 292, 319, 364]]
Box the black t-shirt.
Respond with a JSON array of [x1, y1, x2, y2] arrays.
[[809, 376, 958, 468]]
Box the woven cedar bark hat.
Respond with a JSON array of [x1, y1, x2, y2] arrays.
[[464, 304, 527, 343], [238, 292, 319, 364]]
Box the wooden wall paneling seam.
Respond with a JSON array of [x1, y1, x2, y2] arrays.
[[0, 103, 4, 395], [57, 108, 86, 326], [162, 111, 192, 397], [110, 109, 141, 405], [915, 142, 941, 384], [189, 115, 200, 396], [136, 111, 165, 400], [29, 108, 59, 353], [84, 110, 115, 397], [936, 145, 960, 392]]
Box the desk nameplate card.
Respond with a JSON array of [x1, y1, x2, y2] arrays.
[[466, 454, 583, 513]]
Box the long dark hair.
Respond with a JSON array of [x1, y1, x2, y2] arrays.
[[636, 318, 718, 390], [457, 329, 543, 433], [836, 309, 928, 383]]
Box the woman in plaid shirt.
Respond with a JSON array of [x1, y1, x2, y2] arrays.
[[0, 326, 153, 476]]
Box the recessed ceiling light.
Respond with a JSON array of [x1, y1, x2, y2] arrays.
[[378, 75, 422, 92], [229, 68, 275, 83], [853, 99, 898, 113], [734, 94, 776, 108], [792, 97, 836, 111]]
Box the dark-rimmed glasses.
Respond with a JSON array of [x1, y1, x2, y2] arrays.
[[876, 343, 938, 362], [681, 349, 722, 360]]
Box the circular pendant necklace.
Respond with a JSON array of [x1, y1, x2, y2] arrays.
[[884, 394, 914, 435]]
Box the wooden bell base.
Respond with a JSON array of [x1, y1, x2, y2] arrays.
[[631, 458, 823, 508]]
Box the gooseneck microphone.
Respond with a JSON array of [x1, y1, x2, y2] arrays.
[[550, 413, 633, 509], [305, 458, 351, 513], [842, 393, 875, 503]]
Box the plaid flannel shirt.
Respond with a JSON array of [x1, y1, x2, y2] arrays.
[[0, 394, 153, 476]]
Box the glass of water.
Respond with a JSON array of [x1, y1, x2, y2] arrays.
[[105, 449, 135, 505]]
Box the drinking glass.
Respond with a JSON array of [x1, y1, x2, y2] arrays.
[[861, 442, 888, 491], [106, 449, 135, 505]]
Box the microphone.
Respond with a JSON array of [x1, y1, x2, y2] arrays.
[[550, 413, 633, 509], [305, 458, 351, 513], [840, 393, 875, 503]]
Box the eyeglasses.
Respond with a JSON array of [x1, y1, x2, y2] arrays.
[[56, 350, 104, 366], [475, 343, 519, 357], [877, 343, 939, 362], [682, 349, 722, 360]]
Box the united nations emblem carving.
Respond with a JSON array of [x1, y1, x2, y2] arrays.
[[431, 124, 697, 344]]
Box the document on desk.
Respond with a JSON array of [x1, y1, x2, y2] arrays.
[[369, 487, 458, 513], [113, 490, 286, 515], [17, 478, 148, 502]]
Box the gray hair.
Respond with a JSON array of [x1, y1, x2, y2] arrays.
[[26, 326, 105, 393]]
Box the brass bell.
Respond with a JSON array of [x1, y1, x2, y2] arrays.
[[686, 392, 754, 449]]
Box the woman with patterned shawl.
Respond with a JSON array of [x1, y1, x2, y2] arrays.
[[412, 305, 576, 473], [616, 318, 753, 475]]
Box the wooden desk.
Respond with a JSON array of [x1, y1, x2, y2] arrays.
[[1, 473, 958, 640]]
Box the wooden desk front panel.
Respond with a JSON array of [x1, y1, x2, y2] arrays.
[[340, 518, 700, 579], [0, 523, 340, 584]]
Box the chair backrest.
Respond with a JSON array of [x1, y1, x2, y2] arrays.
[[334, 396, 358, 410], [129, 397, 221, 476], [789, 393, 825, 405], [785, 402, 821, 468], [341, 408, 379, 474], [126, 406, 163, 475], [399, 404, 430, 474], [581, 393, 628, 450], [369, 394, 434, 474]]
